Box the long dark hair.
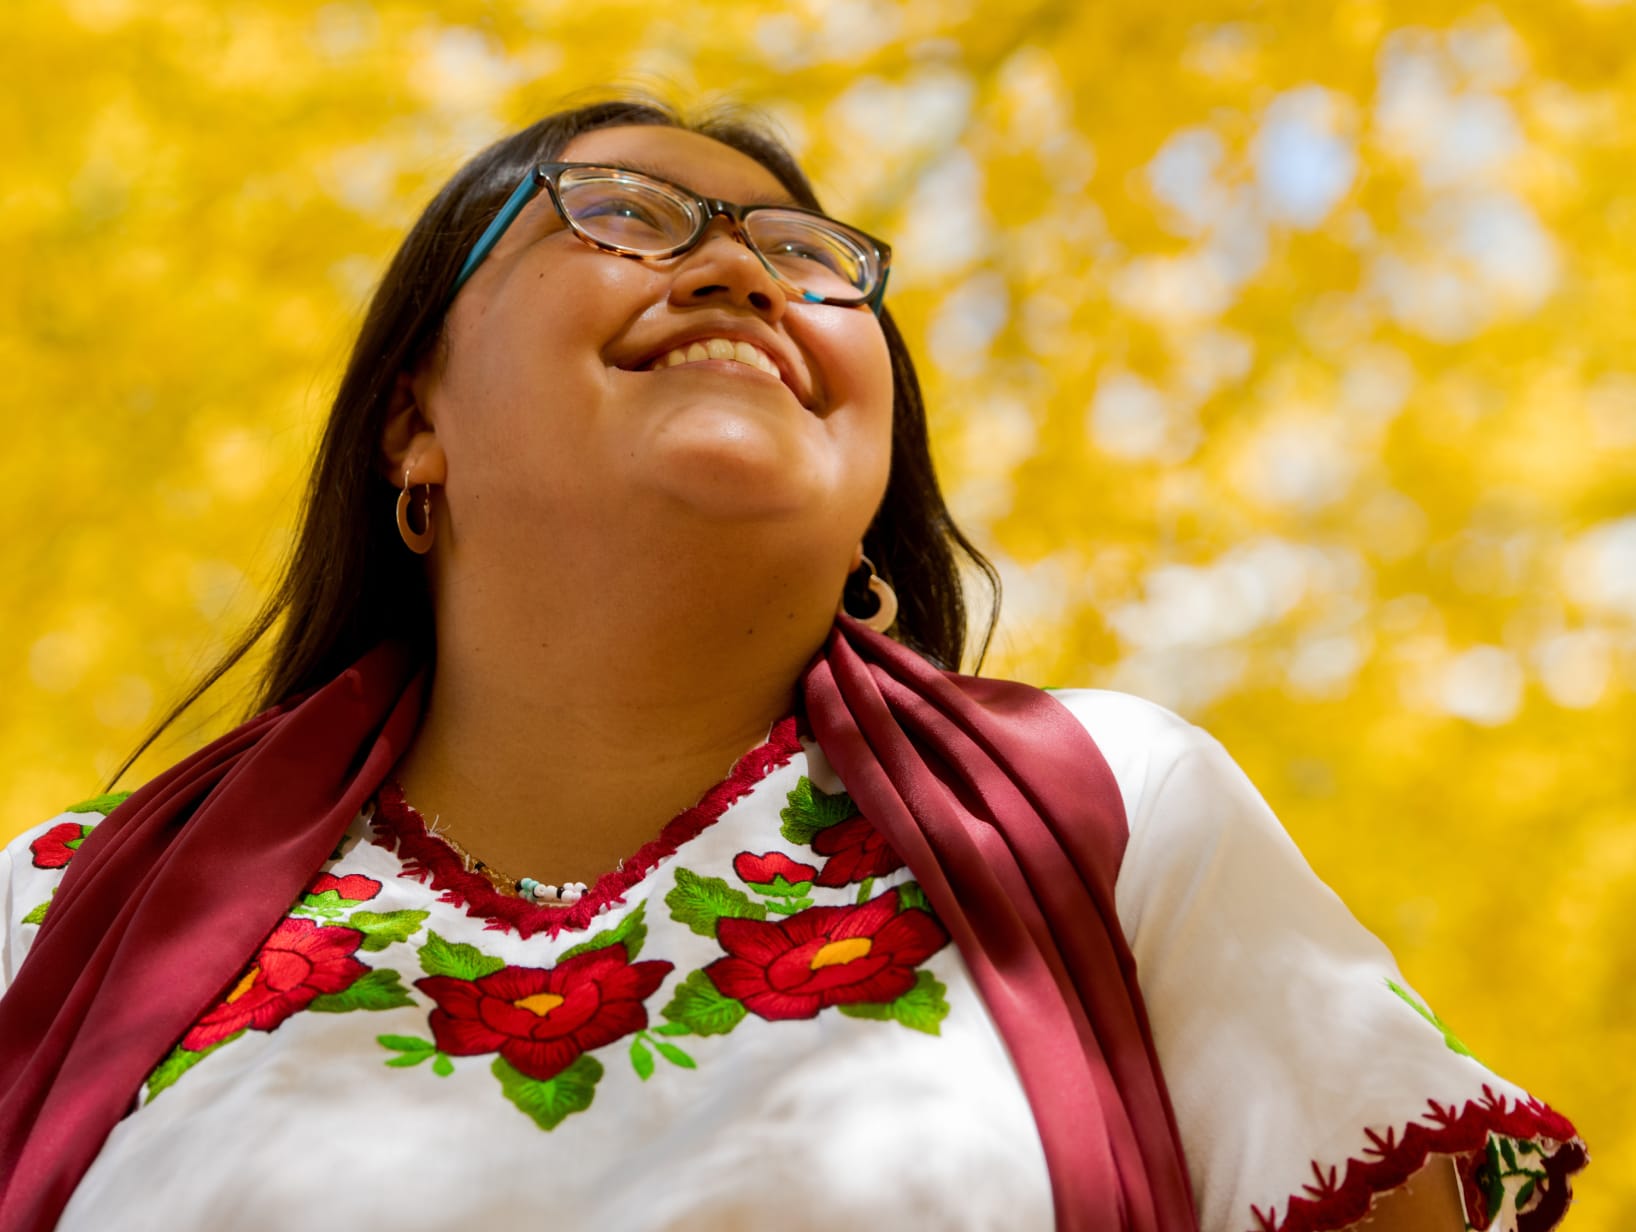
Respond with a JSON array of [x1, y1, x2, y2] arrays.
[[109, 96, 1000, 789]]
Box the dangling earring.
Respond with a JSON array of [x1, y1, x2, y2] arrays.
[[396, 468, 435, 555], [840, 556, 898, 633]]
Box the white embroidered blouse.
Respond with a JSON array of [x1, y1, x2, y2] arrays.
[[0, 690, 1583, 1232]]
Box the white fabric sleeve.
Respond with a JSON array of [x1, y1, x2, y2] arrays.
[[1048, 689, 1585, 1232], [0, 809, 109, 996]]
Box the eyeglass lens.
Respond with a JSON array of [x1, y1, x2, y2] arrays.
[[555, 167, 877, 303]]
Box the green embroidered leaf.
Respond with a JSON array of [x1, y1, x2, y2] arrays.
[[838, 1001, 892, 1021], [377, 1034, 436, 1054], [1483, 1139, 1506, 1215], [1500, 1138, 1518, 1170], [630, 1038, 655, 1081], [492, 1053, 603, 1131], [63, 790, 132, 816], [653, 1040, 696, 1069], [651, 1021, 693, 1037], [144, 1030, 246, 1103], [560, 901, 648, 962], [293, 891, 348, 918], [661, 968, 747, 1036], [749, 875, 814, 899], [350, 909, 430, 952], [418, 931, 506, 981], [764, 897, 814, 915], [1516, 1178, 1536, 1207], [838, 971, 949, 1035], [21, 898, 50, 926], [888, 970, 950, 1035], [378, 1035, 446, 1070], [779, 776, 857, 844], [896, 881, 930, 914], [309, 968, 415, 1013], [1385, 978, 1475, 1058], [855, 877, 875, 905], [665, 868, 766, 938]]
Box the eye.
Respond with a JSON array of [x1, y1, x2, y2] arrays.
[[578, 197, 665, 227], [557, 172, 697, 251], [765, 237, 845, 272]]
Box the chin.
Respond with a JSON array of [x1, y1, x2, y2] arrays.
[[653, 461, 823, 522], [643, 407, 831, 520]]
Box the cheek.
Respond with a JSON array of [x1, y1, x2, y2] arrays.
[[827, 318, 896, 491], [437, 261, 640, 457], [803, 311, 895, 425]]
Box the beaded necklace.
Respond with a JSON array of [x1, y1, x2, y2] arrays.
[[383, 792, 595, 905]]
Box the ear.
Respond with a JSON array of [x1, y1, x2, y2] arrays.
[[848, 543, 866, 573], [378, 370, 448, 488]]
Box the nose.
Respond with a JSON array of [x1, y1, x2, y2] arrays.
[[667, 215, 786, 321]]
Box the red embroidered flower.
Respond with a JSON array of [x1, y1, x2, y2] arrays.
[[811, 814, 905, 886], [30, 822, 92, 870], [417, 946, 673, 1082], [306, 872, 381, 902], [183, 917, 368, 1049], [705, 889, 947, 1020], [733, 851, 818, 886]]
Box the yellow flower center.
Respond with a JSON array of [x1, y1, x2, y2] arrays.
[[513, 992, 566, 1017], [225, 965, 261, 1004], [810, 936, 873, 971]]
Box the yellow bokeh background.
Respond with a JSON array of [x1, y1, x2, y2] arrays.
[[4, 0, 1630, 1224]]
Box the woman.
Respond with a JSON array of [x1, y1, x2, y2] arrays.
[[0, 97, 1585, 1231]]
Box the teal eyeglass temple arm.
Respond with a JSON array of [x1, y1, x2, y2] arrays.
[[452, 173, 544, 296]]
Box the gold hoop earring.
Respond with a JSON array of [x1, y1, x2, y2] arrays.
[[841, 556, 898, 633], [396, 469, 435, 555]]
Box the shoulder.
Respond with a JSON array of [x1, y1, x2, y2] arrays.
[[2, 794, 127, 988], [5, 797, 121, 873], [1041, 687, 1227, 832]]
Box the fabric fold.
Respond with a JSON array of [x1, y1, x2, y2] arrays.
[[0, 641, 426, 1232], [802, 617, 1195, 1232]]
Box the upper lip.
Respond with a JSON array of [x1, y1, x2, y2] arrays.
[[615, 320, 813, 409]]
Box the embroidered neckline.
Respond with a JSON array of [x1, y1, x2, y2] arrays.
[[367, 715, 804, 940], [1251, 1086, 1586, 1232]]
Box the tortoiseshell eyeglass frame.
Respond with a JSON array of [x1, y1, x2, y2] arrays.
[[450, 162, 892, 314]]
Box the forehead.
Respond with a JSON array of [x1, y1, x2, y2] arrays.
[[556, 125, 796, 206]]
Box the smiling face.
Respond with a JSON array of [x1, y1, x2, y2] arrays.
[[389, 124, 895, 584]]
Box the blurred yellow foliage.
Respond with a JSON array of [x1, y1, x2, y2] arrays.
[[3, 0, 1630, 1223]]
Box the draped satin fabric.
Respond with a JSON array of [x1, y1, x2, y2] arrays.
[[0, 642, 428, 1232], [0, 621, 1195, 1231], [804, 618, 1196, 1232]]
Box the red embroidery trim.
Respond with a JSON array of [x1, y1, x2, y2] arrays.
[[368, 715, 803, 940], [1248, 1086, 1586, 1232]]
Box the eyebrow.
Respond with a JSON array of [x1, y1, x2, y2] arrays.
[[599, 158, 798, 207]]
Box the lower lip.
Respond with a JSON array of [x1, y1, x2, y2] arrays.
[[642, 359, 799, 401]]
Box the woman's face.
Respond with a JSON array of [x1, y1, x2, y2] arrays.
[[397, 124, 894, 576]]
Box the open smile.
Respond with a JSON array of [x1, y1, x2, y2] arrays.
[[646, 337, 782, 378], [619, 331, 813, 409]]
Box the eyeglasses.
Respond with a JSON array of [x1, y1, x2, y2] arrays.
[[452, 162, 892, 314]]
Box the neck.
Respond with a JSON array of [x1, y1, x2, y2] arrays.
[[390, 530, 844, 884]]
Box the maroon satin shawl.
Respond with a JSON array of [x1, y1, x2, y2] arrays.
[[0, 619, 1195, 1231]]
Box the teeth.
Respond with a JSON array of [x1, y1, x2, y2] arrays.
[[652, 337, 782, 380]]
